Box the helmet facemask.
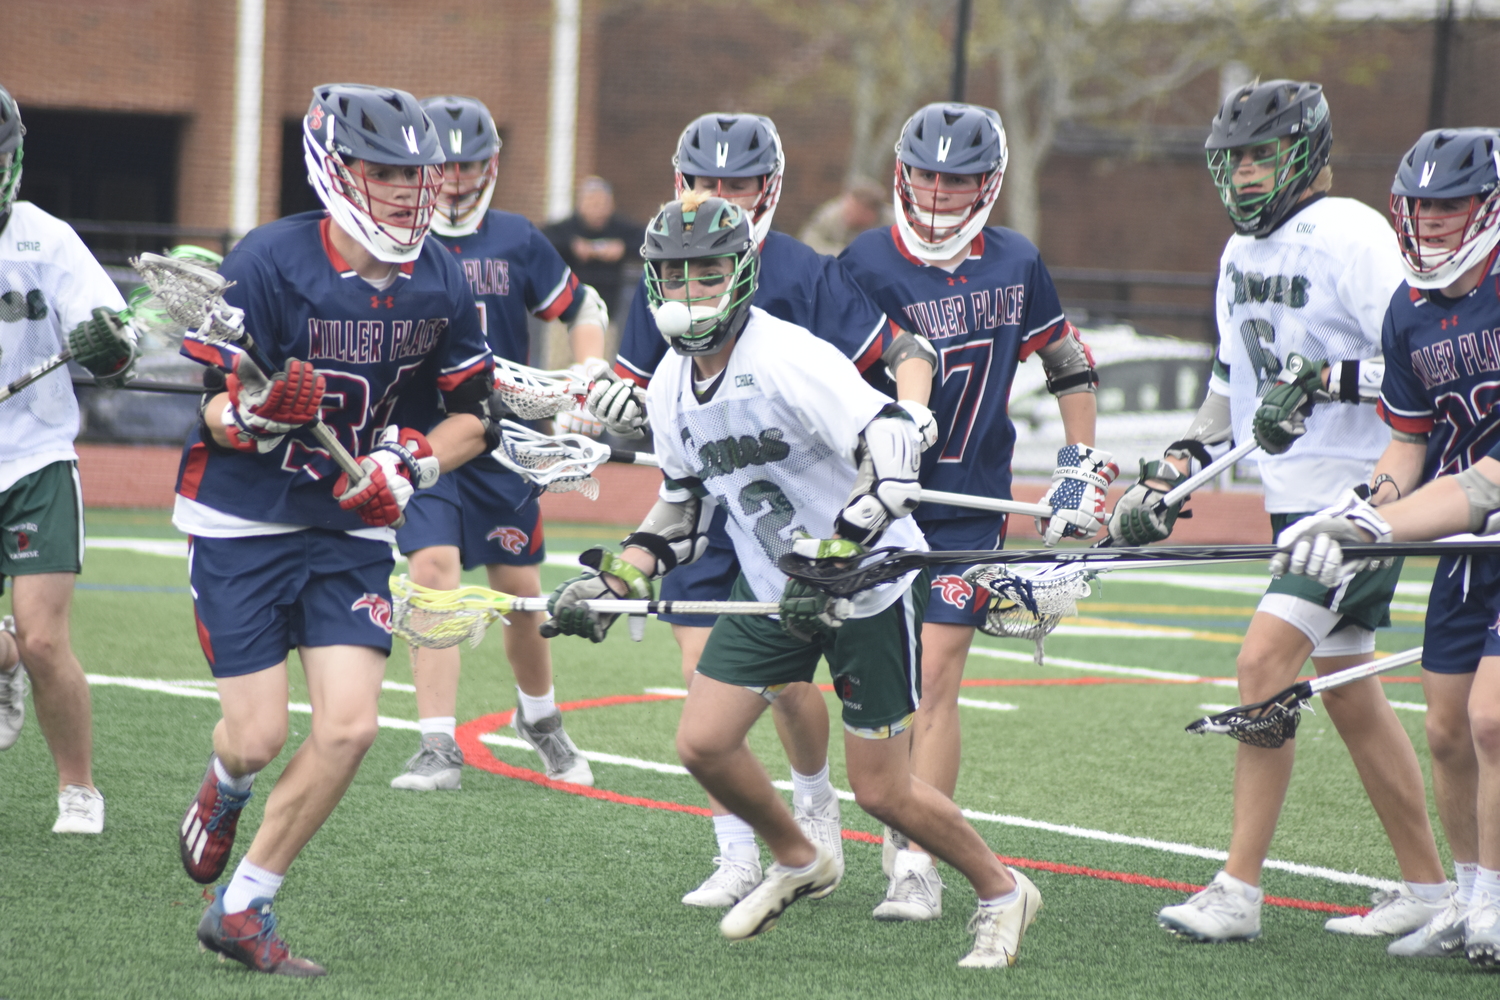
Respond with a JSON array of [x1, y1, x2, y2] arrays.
[[1207, 136, 1317, 235], [645, 252, 758, 357], [674, 169, 784, 246], [0, 146, 20, 217], [1391, 191, 1500, 290], [432, 154, 500, 237], [894, 163, 1000, 260]]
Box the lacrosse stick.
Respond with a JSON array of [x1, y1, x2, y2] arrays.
[[1185, 646, 1425, 748], [779, 539, 1500, 597], [71, 376, 208, 395], [962, 562, 1099, 664], [132, 253, 368, 485], [491, 357, 594, 420], [1160, 439, 1258, 508]]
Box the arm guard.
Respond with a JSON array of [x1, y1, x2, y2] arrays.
[[835, 405, 923, 545], [1165, 389, 1232, 471], [882, 331, 937, 382], [569, 283, 610, 333], [443, 367, 501, 452], [622, 491, 715, 577], [1456, 464, 1500, 535], [1326, 357, 1384, 404], [1037, 330, 1098, 396]]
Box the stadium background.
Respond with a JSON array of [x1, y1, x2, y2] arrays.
[[6, 0, 1499, 538]]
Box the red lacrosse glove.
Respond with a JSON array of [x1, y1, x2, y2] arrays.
[[333, 427, 437, 528], [223, 355, 325, 453]]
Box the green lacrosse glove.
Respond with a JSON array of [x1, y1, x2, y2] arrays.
[[788, 536, 867, 562], [1108, 459, 1188, 546], [67, 306, 139, 387], [779, 536, 863, 642], [542, 546, 653, 642], [1252, 353, 1329, 455]]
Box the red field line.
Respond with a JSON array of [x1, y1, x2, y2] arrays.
[[455, 705, 1366, 917]]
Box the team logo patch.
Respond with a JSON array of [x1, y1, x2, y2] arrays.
[[15, 532, 28, 552], [487, 526, 529, 554], [932, 574, 974, 609], [309, 106, 325, 130], [352, 594, 393, 633]]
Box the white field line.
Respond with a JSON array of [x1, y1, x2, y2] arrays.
[[83, 662, 1403, 893], [968, 645, 1240, 687], [648, 686, 1016, 712]]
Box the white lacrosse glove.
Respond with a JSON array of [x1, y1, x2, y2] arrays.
[[1269, 489, 1393, 587], [895, 399, 939, 452], [834, 411, 923, 546], [584, 370, 649, 437], [1038, 444, 1119, 546], [554, 359, 610, 438]]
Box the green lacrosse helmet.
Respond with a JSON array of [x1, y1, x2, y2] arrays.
[[641, 195, 759, 357], [0, 83, 24, 219]]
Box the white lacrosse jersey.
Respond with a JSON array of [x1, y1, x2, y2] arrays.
[[648, 307, 926, 618], [0, 202, 125, 491], [1209, 196, 1403, 512]]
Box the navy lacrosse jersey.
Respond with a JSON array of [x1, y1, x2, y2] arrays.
[[839, 225, 1072, 518], [175, 212, 491, 531], [1377, 265, 1500, 480], [613, 230, 894, 386], [432, 209, 584, 365]]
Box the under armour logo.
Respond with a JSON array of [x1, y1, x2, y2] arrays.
[[449, 128, 463, 155], [937, 136, 953, 163], [715, 142, 729, 168], [1419, 161, 1436, 188], [402, 126, 420, 155]]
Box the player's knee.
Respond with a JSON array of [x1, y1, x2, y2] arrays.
[[406, 548, 461, 589], [847, 773, 905, 824], [317, 716, 380, 757], [1426, 708, 1474, 764], [14, 629, 70, 674], [1468, 705, 1500, 760], [225, 727, 287, 773]]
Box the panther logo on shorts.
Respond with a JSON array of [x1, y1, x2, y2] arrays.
[[351, 593, 393, 633], [14, 532, 28, 552], [486, 526, 528, 554], [932, 574, 974, 609]]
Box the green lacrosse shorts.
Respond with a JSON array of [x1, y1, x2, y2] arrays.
[[1266, 510, 1401, 632], [696, 570, 930, 738], [0, 460, 85, 591]]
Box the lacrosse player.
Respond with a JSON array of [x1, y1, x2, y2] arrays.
[[1272, 127, 1500, 966], [0, 83, 140, 835], [837, 102, 1104, 920], [387, 95, 608, 792], [171, 84, 494, 977], [548, 194, 1040, 967], [1107, 80, 1448, 943], [588, 112, 929, 908]]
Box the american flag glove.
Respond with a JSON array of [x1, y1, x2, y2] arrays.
[[1038, 444, 1119, 546]]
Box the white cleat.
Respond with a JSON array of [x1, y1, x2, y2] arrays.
[[793, 798, 844, 900], [873, 849, 944, 922], [52, 784, 104, 834], [1389, 891, 1467, 958], [0, 615, 26, 751], [682, 855, 762, 908], [1326, 885, 1453, 936], [958, 868, 1043, 968], [1157, 872, 1261, 942], [720, 845, 839, 940], [514, 706, 594, 786], [390, 733, 464, 791], [1465, 890, 1500, 968]]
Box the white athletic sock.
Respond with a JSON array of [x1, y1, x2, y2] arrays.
[[1457, 862, 1480, 906], [712, 814, 758, 864], [1405, 879, 1451, 903], [418, 717, 457, 740], [223, 858, 285, 914], [517, 687, 557, 724], [980, 887, 1020, 910], [1216, 870, 1264, 902], [1473, 866, 1500, 906], [212, 756, 255, 793], [791, 763, 836, 814]]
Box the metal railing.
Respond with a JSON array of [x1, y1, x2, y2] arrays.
[[66, 219, 237, 268], [1049, 266, 1216, 339]]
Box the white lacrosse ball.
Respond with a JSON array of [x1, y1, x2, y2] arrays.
[[654, 300, 692, 338]]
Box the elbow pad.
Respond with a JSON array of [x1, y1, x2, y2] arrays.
[[569, 283, 610, 333], [835, 406, 923, 545], [1455, 464, 1500, 535], [882, 332, 937, 382], [1038, 329, 1098, 396], [1327, 357, 1384, 403], [623, 493, 715, 577], [1178, 390, 1233, 447], [443, 367, 502, 451]]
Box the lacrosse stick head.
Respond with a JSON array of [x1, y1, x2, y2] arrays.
[[491, 358, 588, 420], [130, 253, 230, 326], [389, 575, 504, 649], [963, 563, 1093, 664], [777, 547, 928, 598], [1186, 697, 1304, 749], [492, 420, 608, 499]]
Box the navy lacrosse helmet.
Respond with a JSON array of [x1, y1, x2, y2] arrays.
[[1390, 128, 1500, 290], [302, 83, 445, 263], [421, 95, 503, 237], [1205, 80, 1332, 237], [893, 103, 1007, 262], [672, 114, 784, 244]]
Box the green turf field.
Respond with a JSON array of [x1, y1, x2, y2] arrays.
[[0, 510, 1488, 999]]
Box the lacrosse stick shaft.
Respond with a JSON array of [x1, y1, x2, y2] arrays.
[[1161, 439, 1258, 507], [1306, 646, 1424, 696], [0, 350, 71, 404], [72, 376, 206, 395], [606, 446, 659, 467], [918, 489, 1053, 518], [517, 598, 781, 615]]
